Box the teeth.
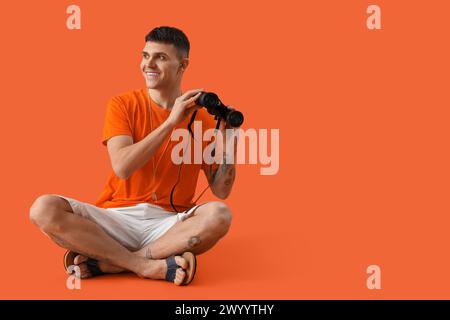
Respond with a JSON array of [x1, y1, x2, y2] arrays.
[[146, 72, 159, 76]]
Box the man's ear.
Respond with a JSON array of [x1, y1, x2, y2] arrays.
[[179, 58, 189, 71]]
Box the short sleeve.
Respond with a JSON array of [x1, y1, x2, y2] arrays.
[[101, 97, 132, 146]]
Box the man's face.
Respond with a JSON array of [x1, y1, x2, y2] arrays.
[[140, 41, 187, 90]]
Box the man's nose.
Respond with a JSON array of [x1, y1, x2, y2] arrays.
[[146, 56, 156, 68]]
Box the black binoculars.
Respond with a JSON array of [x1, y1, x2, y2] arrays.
[[195, 92, 244, 128]]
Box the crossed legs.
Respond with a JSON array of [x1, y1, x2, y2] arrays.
[[29, 195, 232, 284]]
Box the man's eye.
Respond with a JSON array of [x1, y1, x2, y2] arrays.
[[160, 55, 166, 60]]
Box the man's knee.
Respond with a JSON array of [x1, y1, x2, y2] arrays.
[[29, 194, 71, 233], [201, 202, 232, 237]]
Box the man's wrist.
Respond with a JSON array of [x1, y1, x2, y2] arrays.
[[162, 119, 176, 131]]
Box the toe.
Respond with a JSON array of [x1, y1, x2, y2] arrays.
[[175, 256, 188, 269], [174, 269, 186, 286], [74, 254, 88, 265]]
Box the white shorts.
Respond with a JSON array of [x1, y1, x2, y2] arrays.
[[55, 194, 201, 251]]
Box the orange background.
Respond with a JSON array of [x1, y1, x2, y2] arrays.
[[0, 0, 449, 299]]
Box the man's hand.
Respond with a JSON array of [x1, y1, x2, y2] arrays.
[[166, 89, 203, 128]]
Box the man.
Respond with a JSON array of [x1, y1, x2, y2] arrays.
[[29, 26, 235, 286]]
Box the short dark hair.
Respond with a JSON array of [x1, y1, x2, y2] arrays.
[[145, 26, 190, 58]]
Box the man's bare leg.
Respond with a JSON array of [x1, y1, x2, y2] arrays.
[[29, 195, 189, 285], [74, 201, 232, 278], [139, 201, 232, 259]]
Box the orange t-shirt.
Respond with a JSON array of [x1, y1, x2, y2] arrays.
[[94, 88, 217, 212]]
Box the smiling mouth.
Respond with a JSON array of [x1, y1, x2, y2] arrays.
[[145, 71, 160, 77]]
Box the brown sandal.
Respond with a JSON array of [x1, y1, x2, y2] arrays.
[[63, 250, 105, 277]]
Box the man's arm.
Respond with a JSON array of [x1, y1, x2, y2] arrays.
[[204, 125, 238, 199], [108, 121, 174, 179], [108, 89, 203, 180], [205, 153, 236, 199]]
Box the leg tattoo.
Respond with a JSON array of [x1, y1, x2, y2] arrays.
[[188, 236, 201, 249], [145, 247, 153, 260]]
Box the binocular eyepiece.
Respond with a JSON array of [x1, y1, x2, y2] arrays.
[[195, 92, 244, 128]]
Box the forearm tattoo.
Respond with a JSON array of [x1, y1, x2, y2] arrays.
[[213, 153, 235, 183]]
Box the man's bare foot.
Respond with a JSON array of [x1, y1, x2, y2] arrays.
[[73, 254, 189, 285], [136, 256, 189, 286]]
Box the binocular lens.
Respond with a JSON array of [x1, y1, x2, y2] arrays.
[[196, 92, 244, 128]]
